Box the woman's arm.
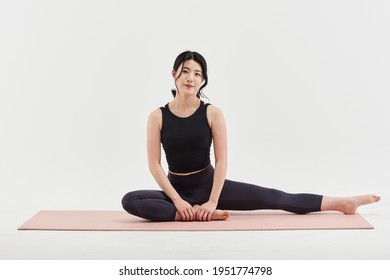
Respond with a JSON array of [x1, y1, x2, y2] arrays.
[[146, 109, 196, 221], [197, 105, 228, 221]]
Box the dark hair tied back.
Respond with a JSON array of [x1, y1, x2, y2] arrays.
[[171, 51, 208, 99]]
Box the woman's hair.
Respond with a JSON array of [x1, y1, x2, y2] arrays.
[[171, 51, 208, 99]]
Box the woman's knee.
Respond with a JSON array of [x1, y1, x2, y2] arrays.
[[121, 190, 143, 214]]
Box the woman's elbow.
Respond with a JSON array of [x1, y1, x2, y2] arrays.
[[215, 158, 227, 169], [148, 161, 161, 173]]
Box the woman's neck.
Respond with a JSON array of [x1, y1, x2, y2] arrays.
[[170, 95, 200, 110]]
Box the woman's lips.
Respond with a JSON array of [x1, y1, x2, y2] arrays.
[[184, 84, 193, 89]]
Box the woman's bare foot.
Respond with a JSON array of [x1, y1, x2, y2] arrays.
[[193, 205, 230, 221], [321, 194, 381, 215], [210, 209, 230, 220]]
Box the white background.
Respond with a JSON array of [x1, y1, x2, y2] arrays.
[[1, 0, 389, 260]]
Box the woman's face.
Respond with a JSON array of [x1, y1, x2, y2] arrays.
[[172, 59, 204, 97]]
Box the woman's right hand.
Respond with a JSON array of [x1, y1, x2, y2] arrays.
[[173, 198, 196, 221]]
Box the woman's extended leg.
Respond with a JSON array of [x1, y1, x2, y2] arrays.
[[217, 179, 323, 214], [321, 195, 381, 214], [217, 179, 380, 214]]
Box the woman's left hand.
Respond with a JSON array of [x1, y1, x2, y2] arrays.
[[196, 201, 218, 221]]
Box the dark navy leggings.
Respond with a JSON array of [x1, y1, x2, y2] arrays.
[[122, 165, 323, 221]]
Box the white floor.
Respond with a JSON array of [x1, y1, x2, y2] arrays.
[[1, 203, 388, 260]]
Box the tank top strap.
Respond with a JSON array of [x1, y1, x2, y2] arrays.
[[202, 101, 211, 114]]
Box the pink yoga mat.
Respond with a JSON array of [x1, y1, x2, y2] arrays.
[[17, 210, 374, 231]]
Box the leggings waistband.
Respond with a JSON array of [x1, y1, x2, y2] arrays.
[[167, 164, 214, 187]]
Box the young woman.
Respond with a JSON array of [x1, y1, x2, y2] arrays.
[[122, 51, 380, 222]]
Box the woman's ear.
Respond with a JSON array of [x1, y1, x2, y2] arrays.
[[172, 70, 177, 79]]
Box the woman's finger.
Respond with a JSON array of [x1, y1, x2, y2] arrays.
[[197, 210, 204, 221], [182, 210, 189, 221], [201, 210, 208, 221], [188, 209, 194, 220]]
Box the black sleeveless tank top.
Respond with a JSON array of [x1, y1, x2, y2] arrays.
[[160, 100, 212, 173]]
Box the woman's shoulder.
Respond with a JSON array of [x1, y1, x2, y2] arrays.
[[205, 103, 223, 115], [148, 108, 163, 124], [205, 103, 225, 124]]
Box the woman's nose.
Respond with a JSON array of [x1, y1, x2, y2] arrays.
[[186, 72, 194, 81]]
